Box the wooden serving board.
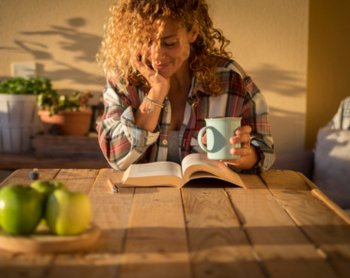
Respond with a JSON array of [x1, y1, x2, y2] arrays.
[[0, 223, 100, 253]]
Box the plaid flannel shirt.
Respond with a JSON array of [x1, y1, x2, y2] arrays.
[[97, 57, 275, 173]]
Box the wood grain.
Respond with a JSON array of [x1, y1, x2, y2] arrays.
[[0, 168, 60, 188], [120, 186, 191, 278], [0, 169, 60, 278], [53, 168, 99, 195], [0, 152, 108, 169], [31, 135, 104, 159], [182, 178, 265, 278], [0, 225, 100, 254], [2, 168, 349, 278], [0, 169, 108, 278], [260, 170, 350, 278], [296, 172, 350, 225], [226, 173, 338, 278], [87, 169, 134, 253], [45, 169, 135, 278]]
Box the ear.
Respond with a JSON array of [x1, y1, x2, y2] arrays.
[[189, 22, 199, 43]]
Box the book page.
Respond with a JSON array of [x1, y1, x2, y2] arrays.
[[124, 161, 183, 179], [181, 153, 245, 188], [181, 153, 229, 174], [121, 161, 185, 188]]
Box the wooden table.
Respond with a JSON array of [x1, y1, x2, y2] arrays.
[[0, 152, 109, 170], [0, 134, 109, 170], [1, 169, 349, 278]]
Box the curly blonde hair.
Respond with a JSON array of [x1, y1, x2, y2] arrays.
[[97, 0, 231, 96]]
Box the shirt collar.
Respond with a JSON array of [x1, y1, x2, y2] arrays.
[[188, 75, 206, 98]]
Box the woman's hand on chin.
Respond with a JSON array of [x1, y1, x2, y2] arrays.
[[134, 54, 170, 98]]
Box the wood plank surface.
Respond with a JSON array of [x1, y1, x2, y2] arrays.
[[31, 135, 103, 159], [24, 169, 100, 278], [0, 224, 100, 254], [0, 152, 109, 169], [260, 170, 350, 278], [53, 168, 99, 195], [296, 172, 350, 225], [226, 173, 338, 278], [120, 186, 191, 278], [87, 169, 134, 253], [45, 169, 135, 278], [0, 169, 60, 278], [181, 178, 265, 278], [0, 168, 60, 188], [1, 168, 348, 278]]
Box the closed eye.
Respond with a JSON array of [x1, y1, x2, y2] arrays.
[[146, 40, 175, 47], [163, 41, 176, 47]]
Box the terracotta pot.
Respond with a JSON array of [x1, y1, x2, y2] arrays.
[[38, 110, 92, 136]]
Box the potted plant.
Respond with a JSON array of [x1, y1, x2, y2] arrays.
[[0, 77, 52, 152], [36, 90, 93, 136]]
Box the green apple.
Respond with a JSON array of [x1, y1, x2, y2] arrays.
[[45, 189, 92, 236], [0, 184, 44, 235], [30, 180, 68, 199], [30, 180, 68, 227]]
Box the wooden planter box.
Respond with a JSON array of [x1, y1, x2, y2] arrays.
[[31, 134, 105, 160]]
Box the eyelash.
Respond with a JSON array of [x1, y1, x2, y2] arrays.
[[146, 40, 177, 47], [162, 42, 176, 47]]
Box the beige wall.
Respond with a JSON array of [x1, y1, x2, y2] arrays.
[[0, 0, 115, 104], [305, 0, 350, 149], [1, 0, 315, 155], [210, 0, 310, 155]]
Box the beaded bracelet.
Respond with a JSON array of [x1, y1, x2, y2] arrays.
[[143, 96, 164, 114]]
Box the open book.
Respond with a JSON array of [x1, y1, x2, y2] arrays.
[[121, 153, 245, 188]]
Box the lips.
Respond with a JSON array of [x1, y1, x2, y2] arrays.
[[154, 62, 170, 70]]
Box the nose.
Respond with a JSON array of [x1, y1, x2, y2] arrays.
[[149, 42, 166, 61]]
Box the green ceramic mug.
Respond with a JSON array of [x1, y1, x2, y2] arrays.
[[198, 117, 242, 160]]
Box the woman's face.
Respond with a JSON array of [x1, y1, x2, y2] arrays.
[[144, 20, 197, 78]]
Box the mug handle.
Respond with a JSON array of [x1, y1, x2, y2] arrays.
[[198, 126, 214, 153]]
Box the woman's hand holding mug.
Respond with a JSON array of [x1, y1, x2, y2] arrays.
[[199, 118, 259, 170]]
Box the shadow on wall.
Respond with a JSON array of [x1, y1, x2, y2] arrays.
[[0, 17, 104, 88], [248, 64, 306, 154], [269, 106, 305, 154], [249, 64, 305, 97], [1, 21, 308, 153]]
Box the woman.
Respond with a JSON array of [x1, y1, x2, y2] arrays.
[[96, 0, 274, 173]]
